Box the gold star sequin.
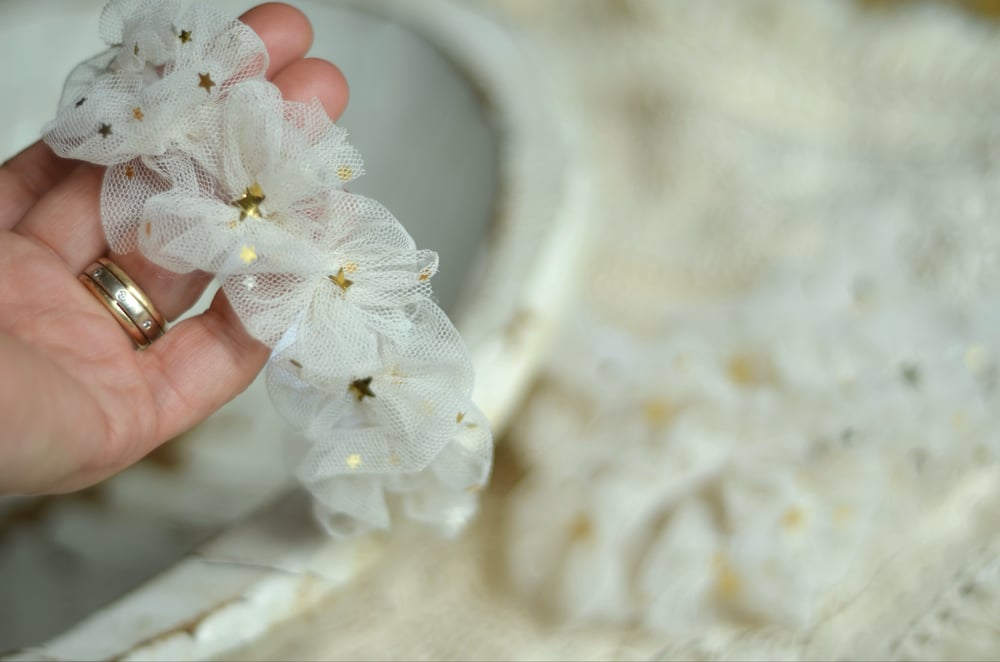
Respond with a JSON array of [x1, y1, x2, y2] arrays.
[[456, 412, 465, 424], [642, 398, 680, 429], [344, 261, 358, 274], [239, 245, 258, 264], [418, 267, 433, 282], [124, 165, 135, 179], [346, 454, 362, 470], [132, 107, 144, 121], [568, 514, 594, 542], [231, 183, 265, 221], [337, 165, 353, 181], [328, 267, 354, 292], [198, 72, 216, 93], [349, 377, 375, 402], [179, 29, 192, 44], [290, 358, 303, 369], [712, 554, 743, 599], [98, 123, 112, 138], [780, 507, 805, 531]]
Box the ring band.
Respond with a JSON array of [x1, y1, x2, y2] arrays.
[[79, 258, 166, 348]]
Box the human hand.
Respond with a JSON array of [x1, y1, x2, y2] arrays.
[[0, 3, 348, 494]]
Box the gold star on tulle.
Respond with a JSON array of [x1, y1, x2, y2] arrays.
[[198, 72, 216, 93], [179, 29, 192, 44], [231, 183, 265, 221], [328, 267, 354, 292], [132, 107, 144, 121], [239, 245, 258, 264], [98, 123, 112, 138], [349, 377, 375, 402], [124, 165, 135, 179], [346, 454, 362, 470]]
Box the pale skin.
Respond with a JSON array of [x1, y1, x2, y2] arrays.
[[0, 3, 349, 494]]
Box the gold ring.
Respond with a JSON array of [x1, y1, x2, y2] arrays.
[[79, 258, 166, 349]]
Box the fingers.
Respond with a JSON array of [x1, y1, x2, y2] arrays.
[[115, 57, 350, 321], [8, 2, 319, 271], [0, 142, 82, 231], [243, 2, 315, 78], [138, 289, 270, 446]]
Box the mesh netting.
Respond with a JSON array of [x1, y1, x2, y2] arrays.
[[42, 0, 493, 537]]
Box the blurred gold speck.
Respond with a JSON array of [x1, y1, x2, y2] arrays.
[[712, 553, 743, 599], [726, 353, 777, 387], [568, 514, 594, 542], [781, 506, 805, 531], [642, 398, 680, 429]]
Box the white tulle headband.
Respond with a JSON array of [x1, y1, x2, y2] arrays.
[[43, 0, 494, 537]]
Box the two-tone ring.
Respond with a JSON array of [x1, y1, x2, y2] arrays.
[[79, 258, 166, 349]]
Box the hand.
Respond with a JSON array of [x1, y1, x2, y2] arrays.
[[0, 3, 348, 494]]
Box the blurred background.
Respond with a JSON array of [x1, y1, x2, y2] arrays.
[[3, 0, 1000, 660]]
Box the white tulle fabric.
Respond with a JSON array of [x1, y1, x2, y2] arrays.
[[41, 0, 492, 537]]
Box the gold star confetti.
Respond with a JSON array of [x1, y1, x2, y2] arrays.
[[349, 377, 375, 401], [132, 107, 144, 121], [780, 506, 805, 531], [239, 245, 258, 264], [98, 123, 112, 138], [328, 267, 354, 292], [346, 454, 362, 470], [124, 165, 135, 179], [290, 358, 303, 369], [642, 398, 680, 429], [179, 29, 192, 44], [231, 182, 265, 221], [198, 72, 216, 93], [568, 514, 594, 542], [456, 412, 465, 424], [712, 553, 743, 599], [418, 267, 433, 282], [336, 165, 353, 181], [726, 352, 777, 387], [344, 261, 358, 274]]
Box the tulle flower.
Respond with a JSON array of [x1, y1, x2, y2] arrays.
[[43, 0, 493, 537], [42, 0, 268, 165]]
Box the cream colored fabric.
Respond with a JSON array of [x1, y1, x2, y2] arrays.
[[230, 1, 1000, 659]]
